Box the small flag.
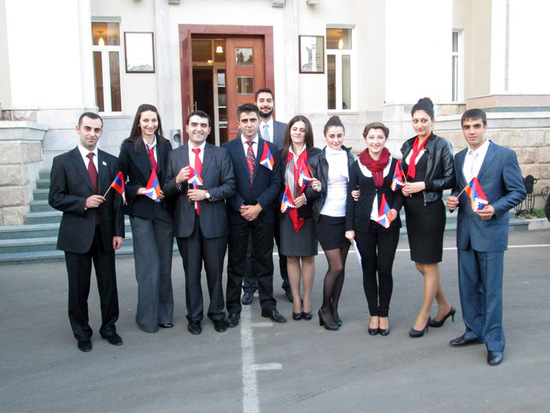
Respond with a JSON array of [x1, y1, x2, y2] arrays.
[[376, 193, 393, 229], [109, 171, 126, 204], [143, 169, 161, 202], [259, 141, 274, 171], [464, 177, 489, 212], [298, 160, 314, 187], [391, 160, 406, 191], [280, 185, 295, 213], [187, 164, 204, 186]]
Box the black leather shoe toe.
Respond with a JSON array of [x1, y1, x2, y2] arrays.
[[102, 333, 123, 346], [241, 291, 254, 305], [188, 322, 202, 335], [159, 323, 173, 328], [227, 313, 240, 328], [487, 351, 503, 366], [262, 309, 287, 323], [214, 320, 228, 333], [78, 340, 92, 352], [450, 334, 482, 347]]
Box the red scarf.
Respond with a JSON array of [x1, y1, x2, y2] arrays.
[[406, 135, 429, 179], [283, 150, 309, 232], [358, 147, 390, 187]]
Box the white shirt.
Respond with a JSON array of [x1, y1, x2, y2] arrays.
[[78, 144, 98, 172], [143, 137, 157, 162], [463, 139, 490, 183], [241, 135, 259, 158], [188, 142, 206, 169], [320, 147, 349, 217]]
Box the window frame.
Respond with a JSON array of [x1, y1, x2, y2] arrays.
[[326, 25, 356, 112], [452, 29, 464, 103]]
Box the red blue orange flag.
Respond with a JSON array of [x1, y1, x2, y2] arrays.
[[109, 171, 126, 204], [259, 141, 274, 171], [298, 160, 314, 187], [391, 160, 406, 191], [464, 177, 489, 212], [280, 185, 295, 213], [144, 169, 161, 202], [376, 193, 393, 229], [187, 164, 204, 186]]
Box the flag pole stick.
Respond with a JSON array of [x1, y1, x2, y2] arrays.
[[103, 186, 112, 198]]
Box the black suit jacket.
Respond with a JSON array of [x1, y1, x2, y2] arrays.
[[164, 143, 235, 239], [49, 147, 125, 254], [222, 137, 282, 225], [117, 138, 173, 218]]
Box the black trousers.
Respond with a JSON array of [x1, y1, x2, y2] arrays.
[[242, 214, 289, 292], [355, 222, 399, 317], [226, 220, 276, 314], [64, 226, 119, 341], [176, 215, 227, 323]]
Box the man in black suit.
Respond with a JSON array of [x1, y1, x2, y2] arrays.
[[241, 88, 292, 305], [49, 112, 125, 352], [164, 111, 235, 335], [223, 103, 286, 327]]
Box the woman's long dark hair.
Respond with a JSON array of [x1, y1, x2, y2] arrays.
[[125, 104, 168, 152], [281, 115, 315, 161]]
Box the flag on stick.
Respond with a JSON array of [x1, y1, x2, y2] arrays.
[[259, 141, 274, 170], [376, 193, 394, 229], [187, 164, 204, 186], [107, 171, 126, 204], [464, 177, 489, 212], [143, 169, 161, 202], [391, 160, 406, 191]]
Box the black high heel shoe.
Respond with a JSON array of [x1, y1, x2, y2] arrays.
[[318, 309, 339, 331], [409, 318, 430, 338], [428, 306, 456, 328], [302, 311, 312, 320], [292, 311, 303, 320]]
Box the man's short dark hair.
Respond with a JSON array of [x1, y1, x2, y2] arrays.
[[461, 108, 487, 126], [237, 103, 260, 119], [254, 88, 274, 102], [78, 112, 103, 127], [186, 110, 212, 127]]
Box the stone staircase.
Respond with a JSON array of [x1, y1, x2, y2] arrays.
[[0, 171, 136, 264], [0, 171, 530, 264]]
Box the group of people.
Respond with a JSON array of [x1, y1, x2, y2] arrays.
[[49, 92, 526, 366]]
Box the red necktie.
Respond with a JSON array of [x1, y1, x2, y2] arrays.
[[147, 146, 158, 172], [246, 141, 255, 187], [87, 153, 98, 194], [193, 148, 202, 215]]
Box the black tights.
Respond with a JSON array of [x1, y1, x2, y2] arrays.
[[320, 245, 350, 324]]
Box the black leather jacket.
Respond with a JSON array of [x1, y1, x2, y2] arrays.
[[400, 134, 455, 203], [311, 146, 356, 221]]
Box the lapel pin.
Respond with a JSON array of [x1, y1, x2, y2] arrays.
[[102, 161, 107, 166]]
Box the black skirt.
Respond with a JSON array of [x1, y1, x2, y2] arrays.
[[404, 197, 446, 264], [316, 215, 349, 251], [280, 214, 318, 256]]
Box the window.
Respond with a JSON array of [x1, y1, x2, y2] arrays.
[[451, 30, 464, 102], [326, 27, 355, 111], [91, 21, 122, 113]]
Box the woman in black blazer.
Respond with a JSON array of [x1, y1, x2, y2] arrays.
[[117, 104, 175, 333], [345, 122, 404, 336], [278, 115, 321, 321]]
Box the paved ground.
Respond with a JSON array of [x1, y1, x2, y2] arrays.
[[1, 230, 550, 413]]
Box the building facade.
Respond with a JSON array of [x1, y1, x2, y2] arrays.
[[1, 0, 549, 224]]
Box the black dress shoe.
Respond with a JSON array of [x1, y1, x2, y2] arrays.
[[450, 334, 483, 347], [292, 311, 303, 320], [159, 322, 173, 328], [102, 333, 123, 346], [428, 306, 456, 328], [487, 351, 504, 366], [261, 309, 287, 323], [368, 327, 379, 336], [188, 322, 202, 335], [285, 289, 294, 303], [379, 328, 390, 336], [241, 291, 254, 305], [302, 312, 312, 321], [227, 313, 240, 328], [77, 340, 92, 352], [318, 309, 339, 331], [409, 318, 430, 338], [214, 319, 228, 333]]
